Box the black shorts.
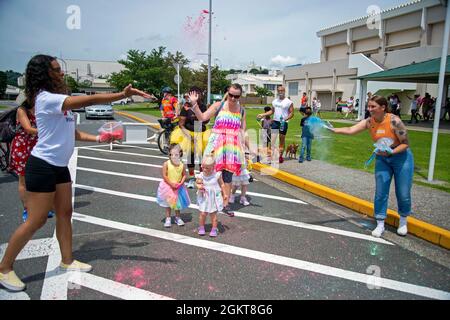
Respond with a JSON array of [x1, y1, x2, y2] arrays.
[[271, 120, 288, 135], [222, 170, 233, 184], [25, 155, 72, 193]]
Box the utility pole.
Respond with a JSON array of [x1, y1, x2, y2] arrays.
[[207, 0, 212, 105]]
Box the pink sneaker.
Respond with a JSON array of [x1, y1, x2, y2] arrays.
[[209, 227, 218, 237], [198, 226, 206, 236]]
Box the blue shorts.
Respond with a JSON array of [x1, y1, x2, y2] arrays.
[[271, 121, 288, 135]]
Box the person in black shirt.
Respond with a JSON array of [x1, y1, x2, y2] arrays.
[[171, 86, 209, 188]]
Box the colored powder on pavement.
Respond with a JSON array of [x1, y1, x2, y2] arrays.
[[114, 266, 148, 288], [369, 243, 378, 256]]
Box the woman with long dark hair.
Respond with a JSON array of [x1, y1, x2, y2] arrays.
[[331, 95, 414, 238], [0, 55, 150, 291]]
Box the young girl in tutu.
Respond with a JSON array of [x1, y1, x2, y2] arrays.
[[196, 153, 227, 237], [157, 144, 191, 228], [230, 153, 251, 206]]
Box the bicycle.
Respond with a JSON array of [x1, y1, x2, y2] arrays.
[[157, 118, 178, 155], [0, 142, 11, 171]]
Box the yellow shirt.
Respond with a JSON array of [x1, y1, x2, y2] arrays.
[[167, 160, 184, 183]]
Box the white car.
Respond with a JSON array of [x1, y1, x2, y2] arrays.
[[85, 104, 114, 119], [111, 97, 132, 105]]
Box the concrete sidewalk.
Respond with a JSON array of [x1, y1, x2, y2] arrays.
[[117, 110, 450, 233], [277, 159, 450, 231]]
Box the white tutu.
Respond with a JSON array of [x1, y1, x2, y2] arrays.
[[232, 169, 250, 186]]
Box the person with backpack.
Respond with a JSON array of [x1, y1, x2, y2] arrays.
[[0, 54, 151, 292], [7, 100, 55, 222]]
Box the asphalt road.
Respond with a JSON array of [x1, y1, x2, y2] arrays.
[[1, 112, 449, 301]]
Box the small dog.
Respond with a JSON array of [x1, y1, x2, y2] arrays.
[[285, 144, 299, 159]]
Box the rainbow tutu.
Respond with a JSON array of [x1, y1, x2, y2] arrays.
[[156, 181, 191, 210]]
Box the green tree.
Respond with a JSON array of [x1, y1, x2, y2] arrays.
[[191, 65, 231, 96], [249, 68, 260, 75], [64, 75, 80, 93], [255, 86, 274, 104], [108, 47, 192, 102], [5, 70, 22, 87], [0, 71, 7, 96]]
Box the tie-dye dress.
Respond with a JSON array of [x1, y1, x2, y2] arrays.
[[204, 103, 245, 176]]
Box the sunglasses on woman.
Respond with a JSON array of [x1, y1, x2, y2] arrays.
[[228, 93, 241, 99]]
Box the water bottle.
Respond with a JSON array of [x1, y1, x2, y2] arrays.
[[279, 116, 286, 132]]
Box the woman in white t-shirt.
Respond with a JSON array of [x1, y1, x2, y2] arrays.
[[0, 55, 151, 292]]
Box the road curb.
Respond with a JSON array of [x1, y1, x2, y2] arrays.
[[115, 111, 161, 131], [253, 162, 450, 250], [116, 110, 450, 250]]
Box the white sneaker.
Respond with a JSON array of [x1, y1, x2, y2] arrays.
[[240, 197, 250, 206], [60, 260, 92, 272], [229, 194, 235, 203], [0, 270, 26, 291], [397, 217, 408, 236], [371, 225, 385, 238], [175, 217, 185, 226], [164, 217, 172, 228]]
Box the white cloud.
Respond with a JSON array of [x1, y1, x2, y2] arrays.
[[270, 55, 297, 67], [189, 59, 205, 71]]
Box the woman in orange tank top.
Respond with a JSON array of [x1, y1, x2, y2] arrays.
[[331, 96, 414, 239]]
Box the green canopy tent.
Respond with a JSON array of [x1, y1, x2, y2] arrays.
[[353, 56, 450, 182]]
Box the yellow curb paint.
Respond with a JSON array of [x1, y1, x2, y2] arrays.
[[253, 162, 450, 250], [115, 111, 161, 130]]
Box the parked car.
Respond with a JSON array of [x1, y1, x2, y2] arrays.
[[111, 97, 132, 105], [71, 93, 87, 112], [85, 104, 114, 119]]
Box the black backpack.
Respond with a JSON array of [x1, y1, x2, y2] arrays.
[[0, 107, 18, 143]]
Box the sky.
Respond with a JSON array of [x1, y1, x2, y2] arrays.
[[0, 0, 408, 73]]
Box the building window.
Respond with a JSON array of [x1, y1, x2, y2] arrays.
[[264, 84, 277, 91], [288, 82, 299, 96]]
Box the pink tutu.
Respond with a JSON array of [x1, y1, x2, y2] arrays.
[[156, 181, 190, 210]]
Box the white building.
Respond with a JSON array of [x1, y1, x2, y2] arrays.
[[284, 0, 449, 111], [226, 73, 283, 96]]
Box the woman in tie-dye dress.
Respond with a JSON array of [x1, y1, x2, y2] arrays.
[[188, 84, 247, 217]]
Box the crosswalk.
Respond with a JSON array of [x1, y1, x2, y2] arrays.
[[2, 141, 450, 300]]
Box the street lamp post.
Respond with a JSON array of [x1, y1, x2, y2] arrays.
[[58, 57, 68, 85], [207, 0, 212, 105]]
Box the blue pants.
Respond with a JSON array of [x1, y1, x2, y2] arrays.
[[299, 137, 312, 161], [374, 149, 414, 220]]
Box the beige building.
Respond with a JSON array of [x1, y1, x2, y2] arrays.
[[61, 59, 125, 94], [284, 0, 449, 111]]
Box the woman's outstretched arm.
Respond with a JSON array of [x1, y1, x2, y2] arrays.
[[62, 84, 151, 112]]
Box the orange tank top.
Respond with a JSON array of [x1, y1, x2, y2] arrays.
[[369, 113, 401, 145], [161, 97, 177, 119]]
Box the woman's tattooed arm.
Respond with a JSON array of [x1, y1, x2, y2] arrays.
[[391, 116, 409, 146]]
